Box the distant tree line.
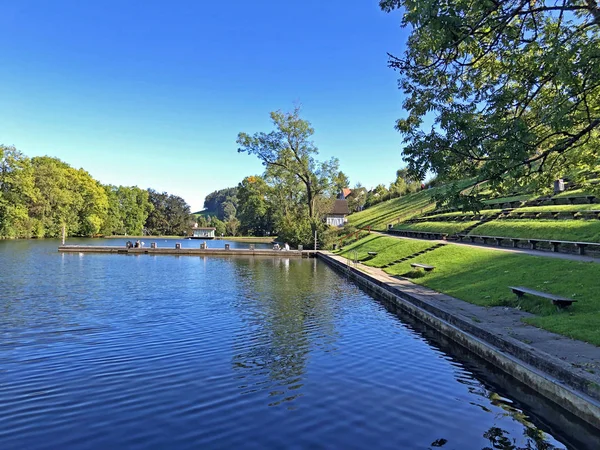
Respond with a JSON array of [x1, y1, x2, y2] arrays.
[[2, 107, 426, 245], [0, 145, 193, 238]]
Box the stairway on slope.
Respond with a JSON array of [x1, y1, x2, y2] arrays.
[[380, 243, 446, 269]]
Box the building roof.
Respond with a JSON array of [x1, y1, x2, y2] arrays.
[[329, 199, 350, 215], [341, 188, 352, 199]]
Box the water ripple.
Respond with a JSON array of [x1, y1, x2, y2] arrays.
[[0, 240, 596, 449]]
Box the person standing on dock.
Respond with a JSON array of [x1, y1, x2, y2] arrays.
[[284, 242, 290, 251]]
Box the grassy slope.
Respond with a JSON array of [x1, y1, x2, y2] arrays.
[[394, 221, 480, 235], [427, 209, 502, 218], [347, 189, 437, 230], [472, 219, 600, 242], [552, 188, 594, 198], [483, 194, 537, 204], [343, 236, 600, 345], [335, 234, 434, 268], [516, 204, 600, 212]]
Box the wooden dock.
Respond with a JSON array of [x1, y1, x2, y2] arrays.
[[58, 245, 316, 258]]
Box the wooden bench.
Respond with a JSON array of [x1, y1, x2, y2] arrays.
[[509, 286, 577, 308], [457, 234, 600, 255], [389, 230, 448, 240], [411, 263, 435, 272]]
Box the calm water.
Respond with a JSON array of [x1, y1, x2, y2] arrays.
[[1, 240, 598, 449]]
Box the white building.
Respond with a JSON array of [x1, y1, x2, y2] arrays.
[[325, 200, 350, 227], [190, 226, 216, 239]]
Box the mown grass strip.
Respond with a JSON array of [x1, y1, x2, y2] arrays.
[[473, 219, 600, 242], [347, 189, 437, 230], [515, 204, 600, 212], [335, 234, 434, 268], [552, 188, 594, 198], [394, 221, 480, 235], [382, 243, 600, 346], [483, 194, 538, 204]]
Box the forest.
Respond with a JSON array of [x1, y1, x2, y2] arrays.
[[0, 145, 192, 238]]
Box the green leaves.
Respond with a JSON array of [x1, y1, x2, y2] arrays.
[[383, 0, 600, 207], [238, 106, 339, 225], [0, 145, 184, 239]]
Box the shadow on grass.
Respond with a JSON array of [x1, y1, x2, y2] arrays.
[[382, 243, 600, 344]]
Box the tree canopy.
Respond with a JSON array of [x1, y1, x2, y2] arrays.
[[0, 145, 191, 239], [237, 107, 339, 222], [381, 0, 600, 207]]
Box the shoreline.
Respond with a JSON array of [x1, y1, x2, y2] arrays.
[[58, 245, 313, 257], [102, 235, 276, 243], [316, 251, 600, 430]]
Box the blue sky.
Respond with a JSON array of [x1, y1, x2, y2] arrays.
[[1, 1, 408, 211]]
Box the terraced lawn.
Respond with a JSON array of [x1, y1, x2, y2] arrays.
[[483, 194, 537, 204], [552, 188, 594, 198], [335, 234, 434, 268], [378, 242, 600, 346], [472, 219, 600, 242], [515, 204, 600, 212], [425, 209, 502, 219], [347, 189, 437, 230], [394, 221, 480, 235]]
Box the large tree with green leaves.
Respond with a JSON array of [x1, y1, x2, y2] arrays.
[[146, 189, 192, 236], [237, 107, 339, 224], [381, 0, 600, 208], [236, 175, 274, 236], [101, 185, 153, 236], [29, 156, 108, 237], [0, 146, 38, 238]]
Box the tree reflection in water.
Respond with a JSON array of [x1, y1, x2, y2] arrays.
[[482, 425, 556, 450], [230, 258, 340, 407]]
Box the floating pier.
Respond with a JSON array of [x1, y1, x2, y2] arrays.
[[58, 245, 316, 258]]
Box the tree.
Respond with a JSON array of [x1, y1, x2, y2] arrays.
[[29, 156, 108, 237], [225, 217, 240, 236], [101, 185, 153, 235], [381, 0, 600, 207], [390, 168, 420, 198], [333, 171, 350, 195], [237, 107, 339, 225], [210, 216, 226, 237], [0, 146, 38, 238], [146, 189, 192, 235], [203, 187, 238, 220], [347, 183, 367, 212], [237, 175, 273, 236]]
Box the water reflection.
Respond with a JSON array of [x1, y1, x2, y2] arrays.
[[0, 240, 598, 449], [230, 259, 338, 407], [377, 298, 598, 450]]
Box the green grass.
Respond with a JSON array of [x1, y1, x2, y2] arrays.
[[394, 221, 480, 235], [426, 209, 502, 219], [483, 194, 537, 204], [335, 234, 434, 268], [552, 188, 593, 198], [515, 204, 600, 212], [347, 189, 437, 230], [472, 219, 600, 242], [193, 209, 217, 217], [377, 242, 600, 345]]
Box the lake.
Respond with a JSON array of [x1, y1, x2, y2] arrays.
[[1, 239, 598, 449]]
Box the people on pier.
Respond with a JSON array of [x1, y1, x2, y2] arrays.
[[284, 242, 290, 251], [126, 241, 133, 249]]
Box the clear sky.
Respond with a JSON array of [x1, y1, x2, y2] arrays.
[[1, 1, 408, 212]]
